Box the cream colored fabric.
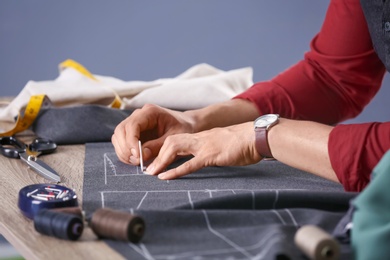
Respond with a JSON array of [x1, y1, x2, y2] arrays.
[[0, 63, 253, 122]]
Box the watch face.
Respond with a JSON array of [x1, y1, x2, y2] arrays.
[[254, 114, 279, 128]]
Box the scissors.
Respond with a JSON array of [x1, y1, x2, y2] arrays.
[[0, 136, 61, 182]]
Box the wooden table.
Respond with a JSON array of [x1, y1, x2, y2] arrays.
[[0, 98, 124, 259]]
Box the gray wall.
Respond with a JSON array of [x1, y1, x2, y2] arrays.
[[0, 1, 388, 123]]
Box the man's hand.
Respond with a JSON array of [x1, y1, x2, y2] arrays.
[[112, 104, 195, 165], [144, 122, 262, 179]]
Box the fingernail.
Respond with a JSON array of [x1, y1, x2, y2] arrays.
[[145, 164, 155, 175], [129, 155, 137, 165], [131, 148, 137, 156], [158, 172, 168, 180]]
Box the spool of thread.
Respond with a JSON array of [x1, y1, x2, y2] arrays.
[[294, 225, 340, 260], [52, 206, 84, 219], [89, 208, 145, 243], [34, 209, 84, 241]]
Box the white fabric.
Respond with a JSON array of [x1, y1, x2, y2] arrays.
[[0, 63, 253, 122]]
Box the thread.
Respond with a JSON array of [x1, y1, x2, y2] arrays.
[[90, 208, 145, 243], [52, 206, 84, 219], [34, 209, 84, 241], [294, 225, 340, 260]]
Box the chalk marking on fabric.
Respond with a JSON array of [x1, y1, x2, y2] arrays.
[[136, 192, 148, 209], [272, 209, 287, 225], [100, 192, 105, 208], [272, 190, 279, 209], [202, 210, 253, 259], [285, 208, 299, 227], [188, 191, 194, 209]]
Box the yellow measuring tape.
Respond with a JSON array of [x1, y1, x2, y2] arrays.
[[0, 95, 48, 137], [0, 59, 122, 137], [59, 59, 122, 109]]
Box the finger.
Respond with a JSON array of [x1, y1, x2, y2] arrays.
[[144, 135, 191, 175], [144, 148, 179, 176], [112, 119, 137, 162], [112, 108, 152, 163], [122, 106, 162, 158], [142, 135, 169, 161], [157, 157, 204, 180], [111, 134, 131, 164]]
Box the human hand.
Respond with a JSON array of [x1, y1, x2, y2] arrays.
[[145, 122, 263, 179], [112, 104, 195, 165]]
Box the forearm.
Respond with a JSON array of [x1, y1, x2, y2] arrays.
[[268, 118, 338, 183], [184, 99, 259, 133], [235, 0, 385, 125]]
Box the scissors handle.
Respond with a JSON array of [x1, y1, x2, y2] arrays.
[[28, 138, 57, 155], [0, 136, 26, 159]]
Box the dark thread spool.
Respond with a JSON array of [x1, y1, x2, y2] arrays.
[[90, 208, 145, 243], [34, 209, 84, 241], [52, 206, 84, 219]]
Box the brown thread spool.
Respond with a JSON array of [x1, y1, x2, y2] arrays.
[[294, 225, 340, 260], [89, 208, 145, 243]]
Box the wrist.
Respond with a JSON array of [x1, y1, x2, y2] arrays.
[[254, 114, 280, 158], [185, 99, 260, 133], [183, 110, 203, 133]]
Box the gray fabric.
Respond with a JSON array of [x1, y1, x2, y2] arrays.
[[83, 142, 355, 259], [31, 105, 133, 144]]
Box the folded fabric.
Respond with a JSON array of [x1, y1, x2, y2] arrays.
[[0, 63, 253, 122], [32, 105, 133, 144], [352, 150, 390, 260]]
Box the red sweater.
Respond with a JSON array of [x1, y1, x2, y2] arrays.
[[234, 0, 390, 192]]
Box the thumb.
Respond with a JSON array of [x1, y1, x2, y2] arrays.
[[142, 136, 166, 161]]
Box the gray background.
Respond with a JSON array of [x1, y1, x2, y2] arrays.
[[0, 0, 388, 125]]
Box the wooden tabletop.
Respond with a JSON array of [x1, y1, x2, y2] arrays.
[[0, 98, 124, 259]]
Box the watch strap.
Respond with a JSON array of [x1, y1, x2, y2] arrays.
[[255, 128, 273, 158]]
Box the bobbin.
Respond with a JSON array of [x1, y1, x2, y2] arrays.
[[34, 209, 84, 241], [89, 208, 145, 243], [294, 225, 340, 260]]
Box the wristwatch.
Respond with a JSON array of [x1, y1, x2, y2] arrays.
[[254, 114, 280, 158]]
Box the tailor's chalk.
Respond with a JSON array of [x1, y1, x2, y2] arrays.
[[138, 140, 146, 173], [294, 225, 340, 260]]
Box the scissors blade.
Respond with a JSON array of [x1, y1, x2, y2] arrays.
[[19, 152, 61, 182]]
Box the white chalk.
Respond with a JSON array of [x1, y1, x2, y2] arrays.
[[138, 140, 145, 173]]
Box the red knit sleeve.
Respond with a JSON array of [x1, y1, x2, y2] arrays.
[[234, 0, 389, 191], [329, 123, 390, 192], [234, 0, 385, 124]]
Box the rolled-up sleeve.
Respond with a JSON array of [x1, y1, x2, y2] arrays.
[[235, 0, 385, 124], [329, 123, 390, 191], [234, 0, 388, 191]]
